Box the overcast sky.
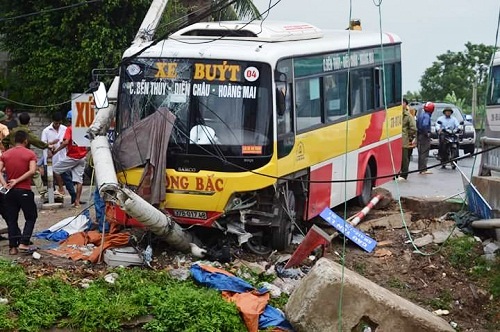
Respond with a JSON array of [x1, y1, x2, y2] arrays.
[[252, 0, 500, 93]]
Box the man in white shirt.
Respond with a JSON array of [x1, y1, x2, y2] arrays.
[[41, 112, 67, 196]]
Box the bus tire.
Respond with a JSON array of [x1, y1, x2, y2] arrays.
[[271, 190, 295, 251], [357, 165, 373, 206], [245, 231, 272, 256]]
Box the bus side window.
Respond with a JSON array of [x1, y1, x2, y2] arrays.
[[296, 78, 322, 131], [324, 72, 347, 122], [350, 68, 374, 116]]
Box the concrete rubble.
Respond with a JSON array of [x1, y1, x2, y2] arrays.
[[285, 258, 455, 332]]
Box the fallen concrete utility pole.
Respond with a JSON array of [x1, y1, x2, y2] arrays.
[[471, 219, 500, 229], [90, 135, 202, 256]]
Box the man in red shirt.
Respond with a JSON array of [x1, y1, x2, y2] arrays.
[[52, 110, 88, 208], [0, 130, 38, 255]]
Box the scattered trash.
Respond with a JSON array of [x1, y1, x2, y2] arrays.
[[292, 233, 304, 244], [275, 261, 307, 279], [483, 242, 499, 255], [104, 273, 119, 284], [104, 247, 143, 267], [272, 277, 300, 295], [0, 298, 8, 305], [413, 234, 434, 247], [143, 245, 153, 267], [449, 321, 458, 329], [260, 282, 282, 298], [80, 278, 93, 289], [189, 243, 207, 258], [32, 252, 41, 260], [373, 248, 392, 258], [432, 309, 450, 316], [169, 268, 191, 281]]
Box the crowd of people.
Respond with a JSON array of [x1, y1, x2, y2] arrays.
[[0, 105, 88, 255]]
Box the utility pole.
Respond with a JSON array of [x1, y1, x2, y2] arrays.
[[472, 81, 477, 121]]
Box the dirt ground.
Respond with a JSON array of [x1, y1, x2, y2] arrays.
[[0, 193, 498, 331]]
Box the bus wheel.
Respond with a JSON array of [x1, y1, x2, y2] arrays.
[[271, 190, 295, 251], [245, 231, 272, 256], [357, 166, 373, 206]]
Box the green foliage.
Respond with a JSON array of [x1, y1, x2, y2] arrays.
[[0, 263, 248, 332], [444, 236, 478, 269], [0, 0, 151, 111], [268, 293, 289, 309], [144, 281, 246, 332], [387, 277, 407, 290], [420, 43, 495, 107], [444, 91, 466, 110], [428, 289, 453, 310], [404, 90, 422, 102], [13, 278, 76, 332]]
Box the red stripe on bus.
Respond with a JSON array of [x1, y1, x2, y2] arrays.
[[307, 163, 333, 220], [360, 111, 386, 147]]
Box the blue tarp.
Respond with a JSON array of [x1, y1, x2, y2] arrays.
[[190, 264, 293, 331], [35, 229, 69, 242]]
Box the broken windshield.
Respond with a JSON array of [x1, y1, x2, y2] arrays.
[[117, 58, 273, 160]]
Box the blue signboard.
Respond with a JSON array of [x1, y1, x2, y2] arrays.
[[457, 164, 492, 220], [319, 207, 377, 253]]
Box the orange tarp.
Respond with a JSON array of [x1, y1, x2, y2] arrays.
[[46, 230, 130, 263]]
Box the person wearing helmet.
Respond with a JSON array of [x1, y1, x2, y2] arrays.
[[435, 107, 460, 165], [416, 101, 434, 174], [52, 110, 88, 208]]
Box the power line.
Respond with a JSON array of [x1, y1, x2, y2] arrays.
[[0, 0, 102, 23]]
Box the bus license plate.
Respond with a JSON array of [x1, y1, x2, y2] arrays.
[[173, 209, 208, 220]]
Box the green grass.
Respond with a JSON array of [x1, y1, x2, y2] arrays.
[[0, 263, 248, 332], [427, 289, 453, 310]]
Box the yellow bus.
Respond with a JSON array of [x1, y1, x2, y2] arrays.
[[112, 21, 402, 254]]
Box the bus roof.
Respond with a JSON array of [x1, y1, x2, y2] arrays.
[[123, 20, 401, 64]]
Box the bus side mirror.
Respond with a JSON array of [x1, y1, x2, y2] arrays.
[[276, 88, 286, 116], [91, 82, 109, 109]]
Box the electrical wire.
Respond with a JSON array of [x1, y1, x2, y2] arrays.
[[0, 88, 94, 110], [0, 0, 102, 23]]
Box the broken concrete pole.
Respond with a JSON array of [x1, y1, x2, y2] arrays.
[[118, 188, 194, 253], [285, 258, 454, 332]]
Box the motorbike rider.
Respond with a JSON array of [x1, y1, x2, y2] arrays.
[[435, 107, 460, 164]]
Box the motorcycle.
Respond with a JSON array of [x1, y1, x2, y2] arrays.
[[437, 121, 460, 169]]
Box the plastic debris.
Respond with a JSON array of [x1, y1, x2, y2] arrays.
[[104, 272, 119, 284], [143, 245, 153, 267], [32, 252, 41, 260]]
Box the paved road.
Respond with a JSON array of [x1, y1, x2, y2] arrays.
[[380, 148, 481, 200]]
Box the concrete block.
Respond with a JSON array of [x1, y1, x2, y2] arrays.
[[285, 258, 454, 332]]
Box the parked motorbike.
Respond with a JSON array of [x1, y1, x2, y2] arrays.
[[437, 122, 460, 169]]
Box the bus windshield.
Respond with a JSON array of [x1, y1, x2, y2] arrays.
[[117, 58, 273, 159], [489, 65, 500, 105]]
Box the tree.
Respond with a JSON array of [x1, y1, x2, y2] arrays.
[[0, 0, 260, 112], [419, 42, 495, 107]]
